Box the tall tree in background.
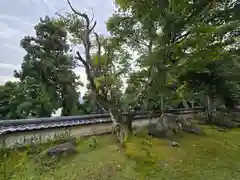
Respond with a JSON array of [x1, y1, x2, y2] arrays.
[[0, 82, 22, 119], [14, 16, 80, 117]]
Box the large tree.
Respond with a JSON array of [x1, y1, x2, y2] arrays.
[[14, 16, 80, 117], [55, 0, 133, 144], [108, 0, 240, 114]]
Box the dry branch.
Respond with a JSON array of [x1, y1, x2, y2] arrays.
[[94, 32, 101, 71]]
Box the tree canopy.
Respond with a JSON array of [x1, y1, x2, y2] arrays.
[[0, 0, 239, 130]]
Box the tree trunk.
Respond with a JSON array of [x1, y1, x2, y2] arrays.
[[191, 101, 194, 108], [160, 95, 164, 112], [109, 108, 130, 145], [191, 100, 196, 119], [207, 95, 213, 124], [182, 98, 189, 108], [126, 111, 134, 133]]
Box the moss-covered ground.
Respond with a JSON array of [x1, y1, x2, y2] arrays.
[[1, 125, 240, 180]]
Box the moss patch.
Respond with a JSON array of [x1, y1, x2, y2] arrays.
[[1, 126, 240, 180]]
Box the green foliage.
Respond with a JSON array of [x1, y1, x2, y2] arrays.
[[108, 0, 240, 111], [1, 0, 240, 121], [1, 16, 82, 119], [0, 82, 21, 119]]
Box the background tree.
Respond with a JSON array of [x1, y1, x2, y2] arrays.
[[0, 81, 22, 119], [14, 16, 81, 117]]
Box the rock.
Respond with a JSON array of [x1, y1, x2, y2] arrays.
[[214, 120, 239, 128], [148, 113, 182, 138], [147, 123, 168, 138], [160, 114, 182, 133], [171, 141, 180, 147], [182, 125, 205, 135], [46, 141, 77, 157]]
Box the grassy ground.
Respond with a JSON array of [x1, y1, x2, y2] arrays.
[[1, 125, 240, 180]]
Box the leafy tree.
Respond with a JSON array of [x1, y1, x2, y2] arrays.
[[55, 0, 133, 144], [108, 0, 240, 115], [14, 16, 80, 117], [0, 81, 22, 119]]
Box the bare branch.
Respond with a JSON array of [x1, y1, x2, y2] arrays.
[[94, 32, 101, 71], [66, 0, 118, 116], [55, 12, 66, 20], [175, 31, 191, 43], [75, 51, 85, 62], [89, 21, 97, 33], [67, 0, 97, 34], [67, 0, 97, 64], [90, 7, 95, 23], [55, 8, 67, 19], [75, 51, 96, 91], [67, 0, 91, 29]]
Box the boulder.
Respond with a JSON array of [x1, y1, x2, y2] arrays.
[[213, 120, 239, 128], [182, 125, 205, 135], [45, 139, 77, 157], [148, 123, 168, 138], [148, 113, 183, 138]]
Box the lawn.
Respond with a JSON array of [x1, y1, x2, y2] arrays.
[[1, 126, 240, 180]]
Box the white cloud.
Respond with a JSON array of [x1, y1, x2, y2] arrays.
[[2, 43, 23, 52], [0, 76, 17, 84], [42, 0, 57, 12], [0, 22, 25, 39], [0, 14, 33, 27], [0, 63, 20, 69]]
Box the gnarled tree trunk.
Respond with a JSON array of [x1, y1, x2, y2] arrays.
[[65, 0, 136, 145], [109, 109, 129, 145]]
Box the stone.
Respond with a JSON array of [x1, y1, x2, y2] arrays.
[[147, 123, 168, 138], [148, 113, 183, 138], [171, 141, 180, 147], [182, 125, 205, 135], [214, 120, 238, 128], [46, 141, 77, 157]]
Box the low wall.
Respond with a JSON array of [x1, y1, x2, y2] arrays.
[[0, 112, 197, 148], [1, 118, 158, 148]]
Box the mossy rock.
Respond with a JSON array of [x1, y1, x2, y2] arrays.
[[213, 119, 239, 128], [147, 124, 171, 138]]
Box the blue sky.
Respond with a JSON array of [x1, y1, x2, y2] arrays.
[[0, 0, 115, 90]]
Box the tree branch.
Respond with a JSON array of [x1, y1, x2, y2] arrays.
[[67, 0, 96, 34], [67, 0, 118, 118], [75, 51, 96, 91], [90, 7, 95, 24], [89, 21, 97, 33], [94, 32, 101, 71], [174, 31, 191, 43], [67, 0, 90, 29]]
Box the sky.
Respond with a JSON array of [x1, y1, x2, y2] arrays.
[[0, 0, 115, 94]]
